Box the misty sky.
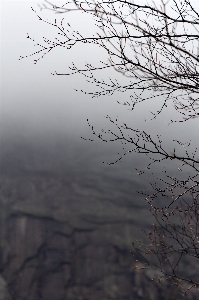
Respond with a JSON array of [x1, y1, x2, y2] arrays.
[[1, 0, 199, 161]]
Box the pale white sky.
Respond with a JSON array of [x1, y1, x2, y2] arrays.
[[1, 0, 198, 149]]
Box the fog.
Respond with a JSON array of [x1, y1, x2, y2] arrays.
[[1, 2, 196, 134], [2, 0, 199, 196], [1, 2, 199, 299]]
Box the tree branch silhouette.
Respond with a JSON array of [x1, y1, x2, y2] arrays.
[[21, 0, 199, 296]]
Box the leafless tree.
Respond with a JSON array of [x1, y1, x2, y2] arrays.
[[21, 0, 199, 296]]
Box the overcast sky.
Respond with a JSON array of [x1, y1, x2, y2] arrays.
[[2, 0, 98, 138], [1, 0, 199, 155]]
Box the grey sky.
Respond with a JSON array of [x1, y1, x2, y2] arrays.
[[1, 0, 199, 154]]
